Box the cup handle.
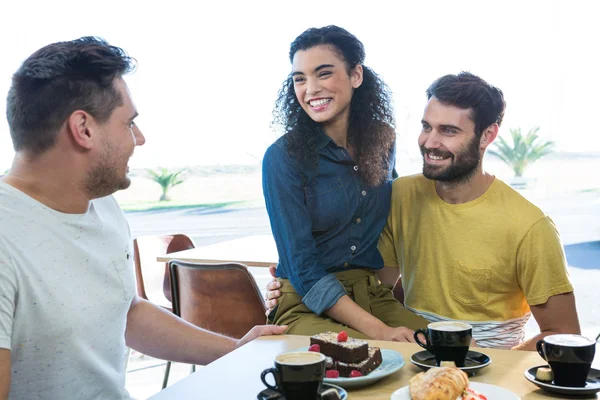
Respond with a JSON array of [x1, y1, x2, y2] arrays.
[[260, 368, 279, 391], [414, 328, 432, 352], [536, 340, 547, 361]]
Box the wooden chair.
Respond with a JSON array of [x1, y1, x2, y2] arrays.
[[132, 233, 196, 389], [169, 261, 267, 340], [133, 234, 196, 310]]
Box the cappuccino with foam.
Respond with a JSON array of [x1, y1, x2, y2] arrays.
[[537, 334, 596, 387], [415, 321, 473, 367]]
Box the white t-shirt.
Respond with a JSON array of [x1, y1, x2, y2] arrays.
[[0, 181, 134, 399]]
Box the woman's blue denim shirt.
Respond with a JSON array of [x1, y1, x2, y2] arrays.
[[262, 131, 393, 315]]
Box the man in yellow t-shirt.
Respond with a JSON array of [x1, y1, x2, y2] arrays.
[[377, 72, 580, 350], [378, 175, 575, 349]]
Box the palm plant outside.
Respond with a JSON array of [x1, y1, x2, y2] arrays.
[[489, 127, 555, 177], [147, 167, 186, 201]]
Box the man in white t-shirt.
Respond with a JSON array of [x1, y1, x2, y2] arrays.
[[0, 37, 286, 399]]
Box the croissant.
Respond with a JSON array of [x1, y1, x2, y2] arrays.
[[409, 367, 469, 400]]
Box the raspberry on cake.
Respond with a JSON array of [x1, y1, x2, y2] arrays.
[[308, 344, 321, 352], [310, 331, 368, 364]]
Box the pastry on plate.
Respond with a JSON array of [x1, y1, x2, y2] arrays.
[[409, 367, 487, 400]]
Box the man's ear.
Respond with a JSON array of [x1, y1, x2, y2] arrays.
[[480, 123, 499, 150], [351, 64, 364, 89], [67, 110, 95, 150]]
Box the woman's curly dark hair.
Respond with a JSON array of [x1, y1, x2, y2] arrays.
[[272, 25, 396, 186]]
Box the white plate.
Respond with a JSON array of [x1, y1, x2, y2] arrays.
[[297, 347, 405, 389], [390, 382, 520, 400]]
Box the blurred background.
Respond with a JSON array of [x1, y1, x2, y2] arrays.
[[1, 1, 598, 397]]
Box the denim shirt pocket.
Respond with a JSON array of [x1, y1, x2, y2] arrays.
[[305, 177, 350, 232]]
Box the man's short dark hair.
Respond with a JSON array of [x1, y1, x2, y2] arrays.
[[426, 72, 506, 136], [6, 36, 136, 154]]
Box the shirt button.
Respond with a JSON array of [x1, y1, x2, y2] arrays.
[[350, 245, 357, 251], [356, 218, 361, 224], [353, 165, 359, 171], [361, 190, 367, 196], [344, 262, 349, 267]]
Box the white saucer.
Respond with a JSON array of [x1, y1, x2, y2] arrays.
[[410, 350, 491, 375]]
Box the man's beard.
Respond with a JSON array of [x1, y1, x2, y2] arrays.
[[421, 135, 481, 184], [85, 141, 130, 199]]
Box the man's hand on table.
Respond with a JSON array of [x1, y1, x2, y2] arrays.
[[265, 265, 281, 313], [236, 325, 288, 349]]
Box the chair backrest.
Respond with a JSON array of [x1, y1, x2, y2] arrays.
[[169, 261, 267, 339], [133, 234, 196, 309]]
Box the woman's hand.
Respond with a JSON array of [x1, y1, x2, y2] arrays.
[[378, 326, 416, 343]]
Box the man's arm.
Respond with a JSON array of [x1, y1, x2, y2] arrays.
[[376, 266, 400, 286], [512, 292, 581, 351], [125, 296, 287, 366], [0, 349, 9, 400], [514, 217, 580, 351], [376, 267, 404, 304]]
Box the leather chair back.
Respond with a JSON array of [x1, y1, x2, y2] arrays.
[[170, 261, 267, 339]]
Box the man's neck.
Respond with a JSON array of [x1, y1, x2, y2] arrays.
[[434, 168, 495, 204], [4, 153, 91, 214]]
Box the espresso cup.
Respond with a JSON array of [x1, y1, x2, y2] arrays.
[[536, 334, 596, 387], [260, 351, 326, 400], [414, 321, 472, 367]]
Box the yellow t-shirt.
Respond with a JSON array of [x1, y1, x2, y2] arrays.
[[379, 174, 573, 326]]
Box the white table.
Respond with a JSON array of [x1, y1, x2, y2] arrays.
[[148, 335, 600, 399], [157, 234, 278, 267]]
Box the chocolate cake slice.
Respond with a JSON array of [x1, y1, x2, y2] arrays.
[[335, 346, 382, 377], [310, 331, 368, 364]]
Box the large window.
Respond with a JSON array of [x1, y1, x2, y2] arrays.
[[1, 0, 598, 336]]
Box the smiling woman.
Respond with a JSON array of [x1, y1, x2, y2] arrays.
[[262, 25, 428, 340], [273, 26, 396, 187]]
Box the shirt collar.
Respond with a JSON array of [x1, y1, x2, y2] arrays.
[[315, 128, 333, 150]]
